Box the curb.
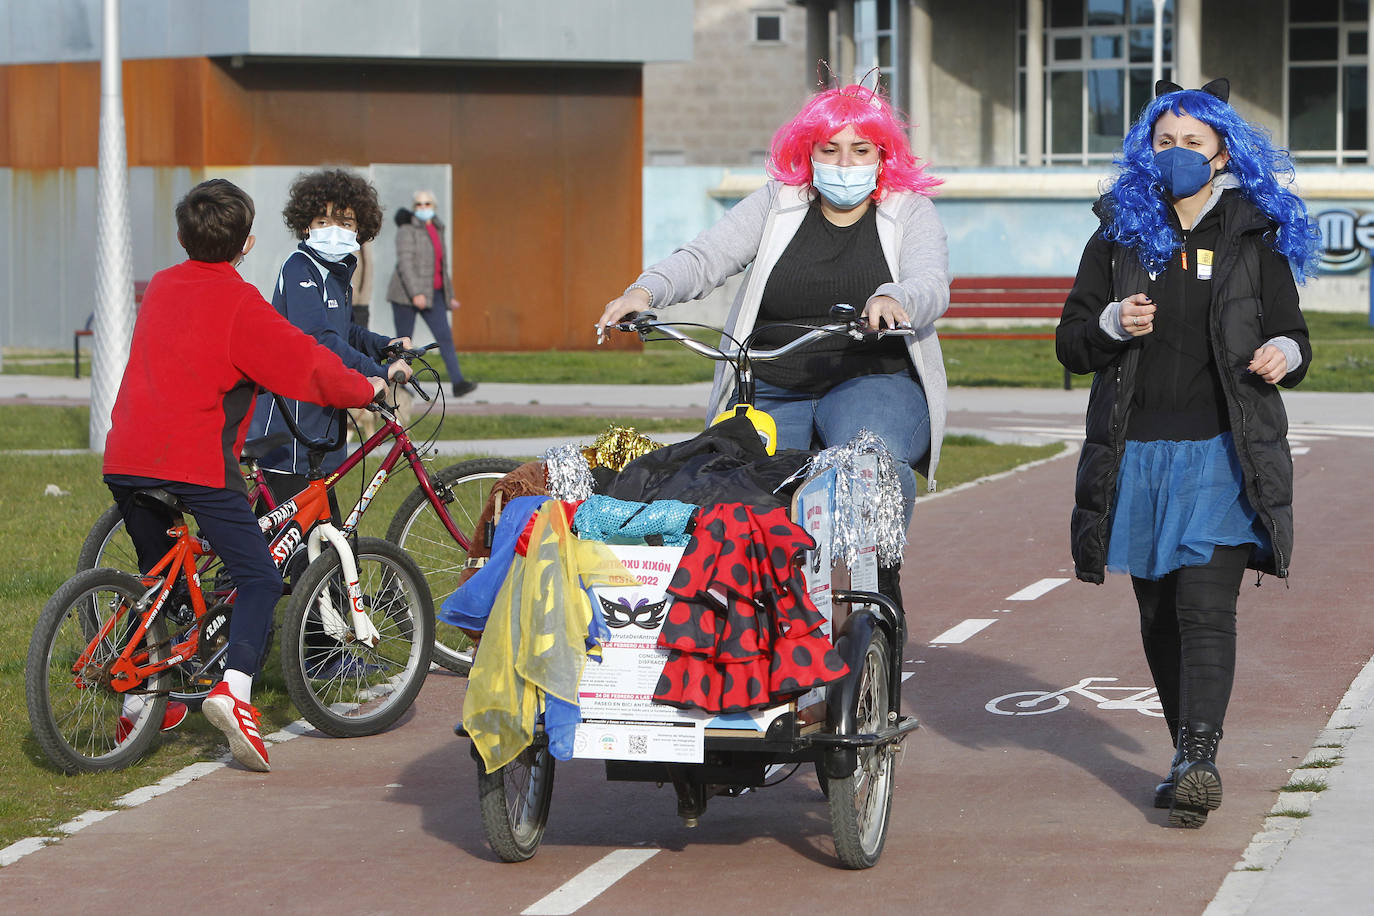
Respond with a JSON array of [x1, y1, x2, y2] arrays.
[[1203, 652, 1374, 915]]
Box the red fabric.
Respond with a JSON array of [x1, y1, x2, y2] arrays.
[[103, 259, 375, 491], [653, 503, 848, 712], [425, 221, 444, 291], [513, 500, 581, 556]]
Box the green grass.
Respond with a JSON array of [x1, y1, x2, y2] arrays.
[[1280, 777, 1329, 792], [1296, 757, 1342, 769], [0, 409, 1064, 849], [15, 312, 1374, 389]]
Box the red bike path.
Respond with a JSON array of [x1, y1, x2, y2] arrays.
[[3, 413, 1372, 914]]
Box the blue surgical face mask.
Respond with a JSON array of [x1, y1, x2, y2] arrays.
[[810, 160, 879, 209], [413, 207, 435, 222], [1154, 146, 1221, 199], [306, 225, 359, 262]]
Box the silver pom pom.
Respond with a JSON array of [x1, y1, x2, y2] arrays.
[[809, 430, 907, 567], [542, 443, 594, 501]]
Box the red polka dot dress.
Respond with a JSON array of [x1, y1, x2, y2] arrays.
[[653, 504, 849, 711]]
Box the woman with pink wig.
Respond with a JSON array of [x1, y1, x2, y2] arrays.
[[597, 85, 950, 611]]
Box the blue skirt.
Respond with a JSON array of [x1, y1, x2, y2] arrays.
[[1106, 432, 1269, 581]]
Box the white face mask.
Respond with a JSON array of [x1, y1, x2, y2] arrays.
[[306, 225, 359, 262], [413, 207, 435, 222]]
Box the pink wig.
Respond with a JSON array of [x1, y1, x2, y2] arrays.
[[767, 85, 941, 199]]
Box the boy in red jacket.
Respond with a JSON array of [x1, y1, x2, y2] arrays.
[[103, 178, 385, 772]]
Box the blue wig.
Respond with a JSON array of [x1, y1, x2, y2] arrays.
[[1105, 89, 1322, 281]]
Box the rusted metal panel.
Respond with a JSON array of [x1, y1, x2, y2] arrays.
[[0, 57, 646, 351]]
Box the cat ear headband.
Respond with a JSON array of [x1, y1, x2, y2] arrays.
[[1155, 77, 1230, 103], [815, 59, 885, 107]]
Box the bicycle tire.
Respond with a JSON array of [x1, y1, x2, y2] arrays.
[[76, 504, 139, 574], [477, 741, 556, 862], [386, 457, 519, 674], [279, 537, 434, 738], [26, 569, 170, 774], [828, 627, 896, 869]]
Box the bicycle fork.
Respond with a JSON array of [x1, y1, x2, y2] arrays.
[[306, 524, 380, 648]]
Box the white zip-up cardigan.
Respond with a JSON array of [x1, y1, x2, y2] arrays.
[[628, 181, 951, 489]]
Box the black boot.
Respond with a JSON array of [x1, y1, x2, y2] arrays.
[[876, 563, 904, 614], [1153, 743, 1184, 809], [1168, 722, 1223, 828]]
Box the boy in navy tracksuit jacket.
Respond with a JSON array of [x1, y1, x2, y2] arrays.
[[248, 169, 411, 504], [104, 179, 384, 771]]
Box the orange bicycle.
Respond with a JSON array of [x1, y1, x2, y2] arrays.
[[27, 400, 434, 773]]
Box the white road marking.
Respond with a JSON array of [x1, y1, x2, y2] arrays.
[[1291, 446, 1310, 455], [901, 672, 915, 682], [930, 619, 998, 644], [1006, 578, 1070, 601], [523, 849, 661, 915]]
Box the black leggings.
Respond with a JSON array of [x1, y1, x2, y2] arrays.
[[1132, 544, 1250, 741]]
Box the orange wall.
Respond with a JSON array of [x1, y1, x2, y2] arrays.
[[0, 58, 644, 351]]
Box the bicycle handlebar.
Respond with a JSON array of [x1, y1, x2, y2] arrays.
[[609, 305, 914, 363], [380, 341, 442, 403]]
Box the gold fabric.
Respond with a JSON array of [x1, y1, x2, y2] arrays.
[[463, 503, 632, 773]]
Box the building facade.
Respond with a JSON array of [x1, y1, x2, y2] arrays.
[[642, 0, 1374, 317], [0, 0, 693, 350]]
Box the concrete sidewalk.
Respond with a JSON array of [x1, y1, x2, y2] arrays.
[[5, 371, 1374, 913]]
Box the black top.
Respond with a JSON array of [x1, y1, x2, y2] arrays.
[[1064, 191, 1303, 441], [753, 203, 908, 392]]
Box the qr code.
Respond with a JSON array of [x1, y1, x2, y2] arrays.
[[628, 734, 648, 755]]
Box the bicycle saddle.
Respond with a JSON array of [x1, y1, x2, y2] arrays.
[[132, 488, 189, 515], [240, 431, 293, 462]]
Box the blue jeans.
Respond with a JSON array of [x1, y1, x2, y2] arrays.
[[391, 288, 465, 383], [747, 372, 930, 523]]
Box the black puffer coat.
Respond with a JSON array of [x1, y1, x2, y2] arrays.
[[1056, 192, 1310, 583]]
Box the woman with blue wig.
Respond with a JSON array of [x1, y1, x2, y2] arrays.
[[1056, 79, 1320, 829]]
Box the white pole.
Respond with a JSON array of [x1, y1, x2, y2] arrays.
[[90, 0, 136, 452], [1152, 0, 1166, 88], [1025, 0, 1044, 166]]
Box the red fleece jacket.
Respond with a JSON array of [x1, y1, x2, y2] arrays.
[[103, 259, 376, 492]]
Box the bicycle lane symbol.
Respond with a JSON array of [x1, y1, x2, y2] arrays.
[[985, 677, 1163, 717]]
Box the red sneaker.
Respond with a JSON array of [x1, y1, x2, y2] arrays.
[[202, 683, 270, 772], [116, 700, 190, 744]]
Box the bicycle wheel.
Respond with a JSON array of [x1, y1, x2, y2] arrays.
[[26, 569, 170, 774], [280, 537, 434, 737], [76, 504, 139, 574], [828, 627, 896, 869], [477, 740, 556, 862], [386, 457, 519, 674]]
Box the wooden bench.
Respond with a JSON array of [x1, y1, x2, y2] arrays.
[[941, 276, 1074, 390], [75, 281, 148, 378]]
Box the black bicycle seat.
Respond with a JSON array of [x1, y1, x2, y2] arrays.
[[132, 488, 189, 515], [241, 431, 293, 462]]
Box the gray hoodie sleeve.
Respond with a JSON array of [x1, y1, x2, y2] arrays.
[[869, 194, 951, 329], [629, 184, 775, 307]]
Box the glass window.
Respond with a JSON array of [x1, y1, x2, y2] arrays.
[[1287, 3, 1368, 161], [1092, 35, 1123, 59], [754, 13, 782, 43], [1129, 66, 1169, 121], [1345, 65, 1368, 151], [1292, 0, 1339, 22], [1088, 69, 1125, 152], [1130, 0, 1169, 25], [853, 0, 900, 109], [1020, 0, 1173, 163], [1290, 67, 1340, 151], [1291, 27, 1341, 60], [1087, 0, 1126, 26], [1051, 71, 1084, 155], [1050, 0, 1083, 28]]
